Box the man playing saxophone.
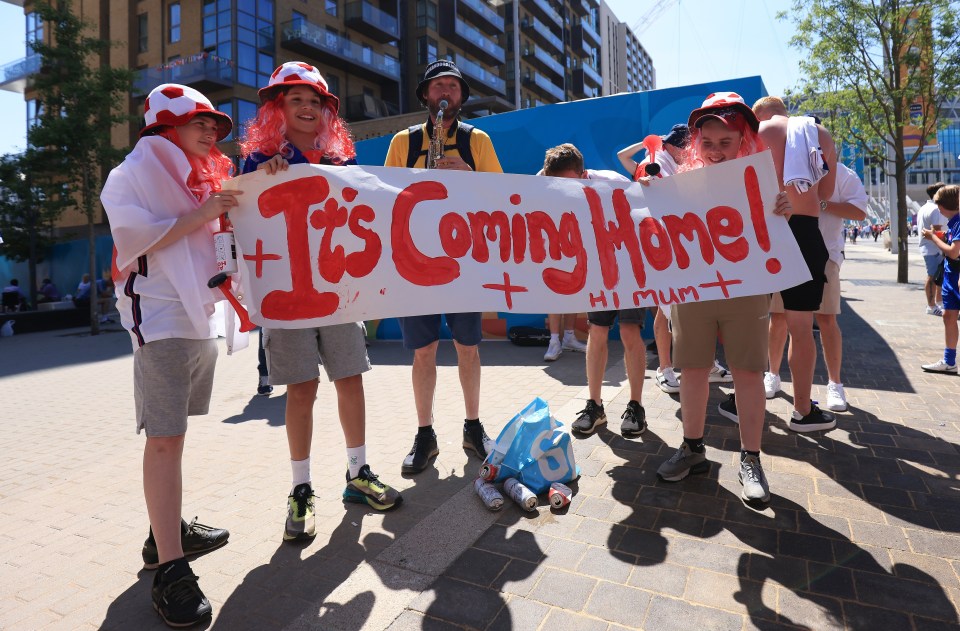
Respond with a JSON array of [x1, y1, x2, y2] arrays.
[[384, 59, 503, 473]]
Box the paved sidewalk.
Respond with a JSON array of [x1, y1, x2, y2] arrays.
[[2, 237, 960, 630]]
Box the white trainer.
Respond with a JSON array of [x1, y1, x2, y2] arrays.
[[825, 381, 848, 412], [544, 339, 562, 362], [561, 335, 587, 352], [763, 372, 781, 399], [656, 367, 681, 393], [927, 305, 944, 316], [708, 360, 733, 383], [921, 359, 957, 374]]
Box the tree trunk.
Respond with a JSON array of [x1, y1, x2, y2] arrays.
[[895, 154, 909, 284], [85, 172, 100, 336]]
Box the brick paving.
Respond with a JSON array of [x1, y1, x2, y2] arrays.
[[2, 236, 960, 630]]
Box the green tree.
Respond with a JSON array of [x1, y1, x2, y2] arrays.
[[28, 0, 134, 333], [783, 0, 960, 283], [0, 149, 70, 306]]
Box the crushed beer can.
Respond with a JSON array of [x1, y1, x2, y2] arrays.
[[474, 478, 503, 511], [548, 482, 572, 509], [479, 463, 499, 481], [504, 477, 537, 512]]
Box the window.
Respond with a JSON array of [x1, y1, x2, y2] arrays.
[[326, 0, 337, 16], [26, 99, 40, 133], [203, 0, 233, 60], [416, 0, 438, 31], [169, 3, 181, 43], [417, 36, 437, 65], [326, 75, 339, 97], [292, 10, 305, 30], [138, 13, 148, 53], [25, 12, 43, 56]]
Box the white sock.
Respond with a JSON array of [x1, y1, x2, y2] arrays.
[[563, 329, 576, 340], [291, 457, 311, 490], [549, 333, 560, 343], [347, 445, 366, 479]]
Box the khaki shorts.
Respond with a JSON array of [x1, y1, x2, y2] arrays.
[[263, 322, 371, 385], [770, 260, 841, 315], [671, 294, 771, 372], [134, 338, 218, 437]]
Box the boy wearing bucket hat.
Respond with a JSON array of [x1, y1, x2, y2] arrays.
[[100, 83, 237, 627], [384, 59, 503, 474], [240, 62, 402, 542]]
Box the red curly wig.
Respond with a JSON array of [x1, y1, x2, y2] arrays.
[[680, 108, 766, 172], [240, 90, 356, 163], [156, 124, 234, 199]]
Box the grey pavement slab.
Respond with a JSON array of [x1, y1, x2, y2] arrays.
[[2, 237, 960, 630]]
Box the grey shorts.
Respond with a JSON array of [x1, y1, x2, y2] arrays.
[[134, 338, 218, 437], [263, 322, 371, 385], [925, 253, 945, 278]]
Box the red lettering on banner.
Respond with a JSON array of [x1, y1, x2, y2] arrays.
[[526, 211, 561, 262], [257, 176, 339, 320], [511, 214, 527, 263], [345, 204, 381, 278], [632, 286, 700, 306], [699, 270, 742, 298], [439, 212, 471, 257], [391, 181, 458, 286], [482, 272, 528, 309], [243, 239, 282, 278], [638, 217, 673, 271], [706, 206, 748, 262], [542, 212, 587, 294], [467, 211, 511, 263], [662, 213, 714, 268], [584, 187, 646, 289], [311, 198, 348, 283], [590, 291, 608, 308]]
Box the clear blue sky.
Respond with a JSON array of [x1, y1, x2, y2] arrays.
[[0, 0, 801, 156]]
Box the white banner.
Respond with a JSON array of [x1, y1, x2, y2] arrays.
[[222, 150, 809, 328]]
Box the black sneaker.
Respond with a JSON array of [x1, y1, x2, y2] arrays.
[[789, 404, 836, 433], [462, 421, 496, 459], [401, 430, 439, 474], [572, 400, 607, 434], [152, 558, 211, 628], [142, 517, 230, 570], [718, 393, 739, 424], [257, 376, 273, 396], [620, 400, 646, 437]]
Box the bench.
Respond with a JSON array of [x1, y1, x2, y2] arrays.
[[1, 306, 90, 334]]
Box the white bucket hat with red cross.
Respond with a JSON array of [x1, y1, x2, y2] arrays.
[[140, 83, 233, 140], [258, 61, 340, 112], [687, 91, 760, 132]]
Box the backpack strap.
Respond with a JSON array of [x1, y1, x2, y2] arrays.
[[454, 122, 475, 171], [406, 124, 427, 168]]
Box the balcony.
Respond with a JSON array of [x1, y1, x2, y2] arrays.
[[281, 19, 400, 82], [526, 0, 562, 30], [522, 44, 563, 82], [345, 1, 399, 44], [133, 54, 234, 97], [0, 55, 40, 93], [345, 93, 399, 121], [456, 0, 504, 36], [572, 68, 600, 99], [570, 25, 597, 57], [454, 53, 506, 95], [521, 15, 563, 54], [443, 15, 505, 65], [570, 0, 590, 17], [523, 70, 564, 102], [577, 19, 601, 48], [578, 61, 601, 86]]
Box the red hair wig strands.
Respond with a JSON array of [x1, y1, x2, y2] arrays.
[[240, 91, 356, 163], [680, 108, 766, 172], [156, 125, 234, 199]]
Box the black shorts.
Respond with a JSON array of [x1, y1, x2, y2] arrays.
[[780, 215, 829, 312], [588, 308, 646, 328]]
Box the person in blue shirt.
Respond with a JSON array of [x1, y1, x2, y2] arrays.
[[921, 185, 960, 373], [240, 62, 401, 544]]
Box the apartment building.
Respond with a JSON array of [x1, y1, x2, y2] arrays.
[[598, 0, 655, 95]]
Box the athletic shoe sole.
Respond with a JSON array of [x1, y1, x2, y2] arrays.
[[826, 402, 848, 412], [571, 416, 607, 435], [738, 472, 771, 503], [343, 487, 403, 511], [142, 537, 229, 570], [283, 528, 317, 541], [788, 419, 837, 433], [401, 448, 439, 474], [657, 460, 709, 482], [717, 406, 739, 424], [154, 602, 211, 628]]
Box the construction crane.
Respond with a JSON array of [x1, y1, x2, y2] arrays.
[[631, 0, 679, 37]]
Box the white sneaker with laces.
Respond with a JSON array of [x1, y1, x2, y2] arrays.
[[544, 339, 562, 361], [763, 372, 781, 399], [708, 360, 733, 383], [921, 359, 957, 374], [927, 305, 944, 316], [825, 381, 848, 412], [561, 335, 587, 352], [656, 367, 681, 393]]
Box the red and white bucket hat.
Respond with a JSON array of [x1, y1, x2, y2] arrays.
[[687, 91, 760, 132], [258, 61, 340, 112], [140, 83, 232, 140]]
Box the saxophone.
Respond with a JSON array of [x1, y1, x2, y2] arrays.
[[427, 99, 449, 169]]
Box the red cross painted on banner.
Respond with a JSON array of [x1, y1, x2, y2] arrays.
[[242, 239, 283, 278], [698, 270, 742, 298], [482, 272, 528, 309]]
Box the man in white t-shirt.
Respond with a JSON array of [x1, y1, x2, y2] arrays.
[[766, 163, 867, 412], [919, 182, 947, 316]]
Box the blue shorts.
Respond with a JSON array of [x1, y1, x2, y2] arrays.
[[943, 284, 960, 310], [588, 308, 646, 327], [399, 313, 482, 350], [925, 253, 945, 278]]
